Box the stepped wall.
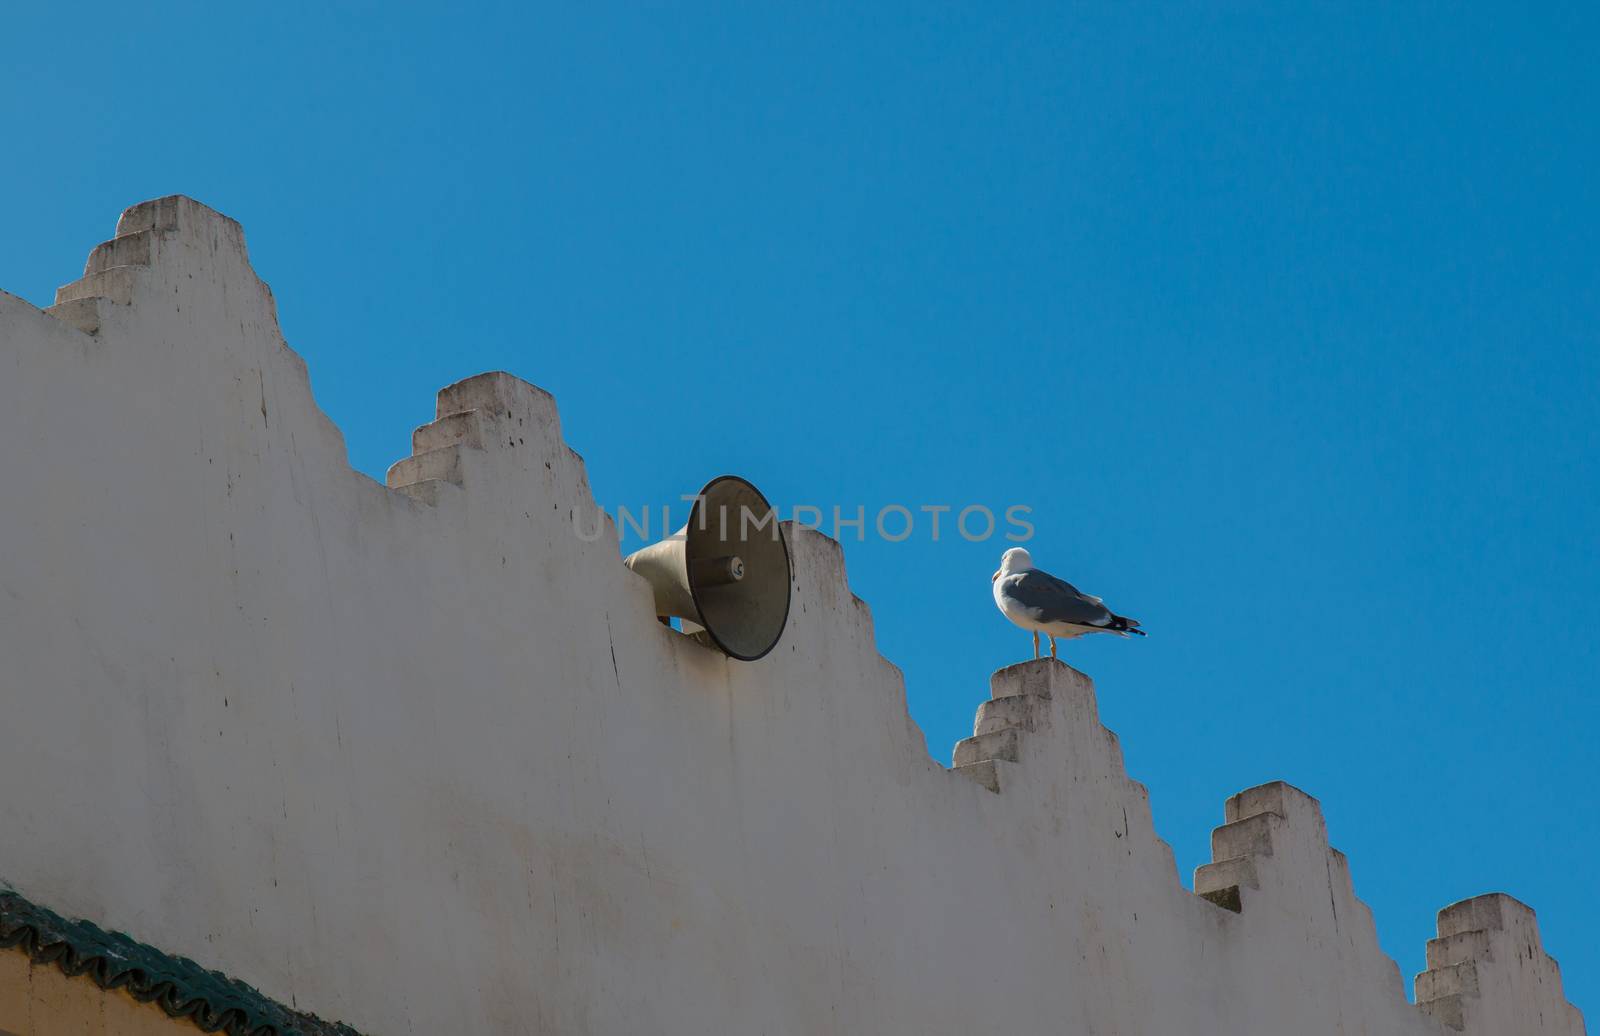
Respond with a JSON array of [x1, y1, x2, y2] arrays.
[[0, 198, 1583, 1035]]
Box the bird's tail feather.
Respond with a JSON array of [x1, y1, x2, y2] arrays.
[[1111, 614, 1146, 637]]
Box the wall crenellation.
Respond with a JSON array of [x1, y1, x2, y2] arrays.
[[1416, 893, 1585, 1034], [3, 195, 1588, 1036], [1190, 779, 1410, 1008], [952, 661, 1134, 795], [47, 227, 149, 333], [386, 371, 572, 504]]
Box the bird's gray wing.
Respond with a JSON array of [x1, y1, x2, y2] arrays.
[[1004, 570, 1114, 627]]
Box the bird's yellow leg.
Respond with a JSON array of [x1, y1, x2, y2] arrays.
[[1049, 636, 1057, 660], [1032, 631, 1040, 659]]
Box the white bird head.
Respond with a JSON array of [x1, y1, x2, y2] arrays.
[[994, 547, 1034, 581]]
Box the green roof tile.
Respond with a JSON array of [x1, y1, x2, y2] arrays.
[[1, 890, 366, 1036]]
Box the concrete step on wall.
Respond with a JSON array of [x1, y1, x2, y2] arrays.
[[952, 759, 1008, 794], [1102, 728, 1126, 773], [386, 444, 468, 490], [1417, 993, 1467, 1031], [1224, 782, 1300, 824], [414, 409, 489, 453], [974, 693, 1048, 736], [54, 266, 141, 306], [114, 195, 188, 237], [1209, 811, 1285, 861], [1414, 960, 1479, 1001], [435, 371, 558, 426], [1425, 929, 1494, 970], [84, 229, 155, 275], [986, 659, 1093, 701], [952, 727, 1020, 768], [1194, 856, 1259, 899], [44, 297, 112, 336]]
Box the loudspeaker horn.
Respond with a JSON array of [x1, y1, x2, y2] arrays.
[[622, 475, 792, 661]]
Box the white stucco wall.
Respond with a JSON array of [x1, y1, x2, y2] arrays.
[[0, 197, 1585, 1035]]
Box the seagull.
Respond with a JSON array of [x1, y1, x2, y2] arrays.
[[992, 547, 1144, 659]]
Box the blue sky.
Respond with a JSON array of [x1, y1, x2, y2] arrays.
[[6, 0, 1598, 1016]]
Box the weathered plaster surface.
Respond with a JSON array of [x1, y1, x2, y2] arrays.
[[0, 198, 1585, 1035]]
